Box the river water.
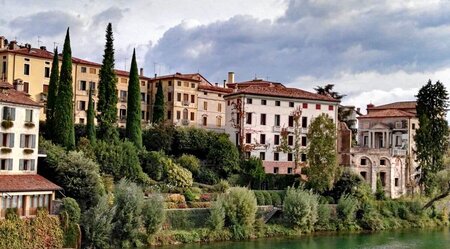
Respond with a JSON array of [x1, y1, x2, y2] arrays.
[[174, 228, 450, 249]]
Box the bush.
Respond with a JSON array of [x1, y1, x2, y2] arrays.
[[139, 150, 169, 181], [262, 174, 301, 190], [143, 194, 166, 235], [337, 194, 359, 230], [325, 171, 365, 203], [209, 197, 225, 231], [142, 124, 176, 153], [270, 192, 282, 206], [213, 180, 230, 193], [176, 154, 201, 176], [197, 167, 219, 185], [255, 191, 266, 205], [315, 204, 333, 231], [263, 192, 273, 205], [167, 160, 193, 188], [206, 135, 240, 178], [184, 189, 199, 202], [283, 187, 318, 232], [165, 209, 211, 229], [60, 198, 81, 248]]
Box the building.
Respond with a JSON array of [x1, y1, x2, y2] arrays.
[[224, 75, 340, 174], [0, 37, 151, 125], [349, 101, 419, 198], [148, 72, 231, 130], [0, 81, 61, 218]]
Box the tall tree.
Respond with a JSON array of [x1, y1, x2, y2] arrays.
[[152, 80, 164, 123], [86, 89, 96, 144], [314, 84, 345, 100], [45, 47, 59, 140], [97, 23, 119, 141], [415, 80, 449, 194], [53, 28, 75, 149], [125, 49, 142, 148], [306, 113, 338, 193]]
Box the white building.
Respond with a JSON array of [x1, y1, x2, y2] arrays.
[[0, 81, 61, 218], [224, 78, 339, 174], [349, 101, 419, 198]]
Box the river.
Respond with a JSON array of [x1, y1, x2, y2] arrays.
[[172, 228, 450, 249]]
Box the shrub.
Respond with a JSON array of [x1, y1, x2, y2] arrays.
[[139, 150, 169, 181], [241, 157, 266, 189], [255, 191, 265, 205], [167, 161, 193, 188], [263, 192, 273, 205], [206, 135, 240, 178], [337, 194, 359, 230], [60, 198, 81, 248], [315, 204, 333, 231], [176, 154, 201, 176], [184, 189, 199, 202], [270, 192, 282, 206], [209, 196, 225, 231], [142, 124, 176, 153], [197, 167, 219, 185], [325, 171, 365, 203], [143, 194, 166, 235], [283, 187, 318, 232], [165, 209, 211, 229], [188, 202, 211, 208], [213, 180, 230, 193], [166, 194, 186, 204]]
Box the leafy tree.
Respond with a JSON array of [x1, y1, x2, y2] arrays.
[[82, 195, 116, 249], [314, 84, 345, 100], [45, 47, 59, 140], [125, 49, 142, 148], [206, 134, 240, 178], [283, 187, 318, 231], [142, 124, 176, 153], [241, 157, 266, 189], [86, 89, 96, 144], [97, 23, 119, 141], [176, 154, 201, 176], [306, 113, 338, 193], [139, 150, 169, 181], [112, 179, 144, 248], [142, 194, 166, 235], [415, 80, 449, 194], [60, 197, 81, 248], [53, 28, 75, 149], [152, 80, 164, 123]]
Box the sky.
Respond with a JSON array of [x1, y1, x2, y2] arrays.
[[1, 0, 450, 113]]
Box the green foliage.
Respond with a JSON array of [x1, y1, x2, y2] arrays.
[[254, 191, 266, 205], [143, 194, 166, 235], [53, 28, 75, 149], [82, 195, 116, 249], [197, 167, 220, 185], [206, 134, 240, 178], [306, 113, 338, 193], [375, 175, 386, 200], [241, 157, 266, 189], [125, 49, 143, 148], [113, 179, 145, 248], [213, 180, 230, 193], [139, 150, 169, 181], [165, 209, 211, 230], [337, 194, 359, 230], [209, 198, 225, 231], [86, 89, 96, 144], [45, 47, 59, 141], [177, 154, 201, 176], [325, 170, 365, 203], [416, 80, 449, 194], [142, 124, 175, 153], [153, 80, 165, 123], [97, 23, 119, 141], [315, 204, 334, 231], [60, 197, 81, 248], [262, 173, 301, 190], [167, 160, 193, 188], [283, 187, 318, 232]]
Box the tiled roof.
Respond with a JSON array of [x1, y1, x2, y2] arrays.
[[226, 79, 285, 89], [368, 101, 416, 110], [225, 85, 340, 102], [0, 174, 62, 192], [115, 69, 151, 80], [149, 72, 202, 82], [358, 109, 416, 119], [198, 84, 233, 94], [0, 82, 42, 107]]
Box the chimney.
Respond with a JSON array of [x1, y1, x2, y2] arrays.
[[140, 68, 144, 77], [0, 36, 4, 49], [356, 107, 361, 113], [13, 79, 24, 92], [223, 80, 226, 88], [8, 40, 18, 50], [227, 71, 235, 83], [40, 46, 46, 51], [215, 83, 218, 87]]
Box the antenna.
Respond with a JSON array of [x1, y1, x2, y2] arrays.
[[37, 36, 42, 47], [53, 42, 58, 50], [153, 62, 158, 76]]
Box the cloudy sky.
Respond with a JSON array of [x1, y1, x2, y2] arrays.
[[1, 0, 450, 112]]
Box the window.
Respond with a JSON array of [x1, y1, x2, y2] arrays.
[[316, 104, 321, 110], [89, 81, 96, 90], [260, 134, 266, 144], [176, 93, 181, 102], [167, 111, 172, 120], [261, 99, 267, 105], [274, 167, 279, 174], [287, 167, 293, 174], [168, 92, 172, 102], [25, 109, 33, 123], [183, 109, 188, 120], [301, 153, 307, 162], [246, 113, 252, 124], [328, 105, 334, 111], [274, 115, 280, 126], [44, 67, 50, 78], [227, 100, 230, 106], [23, 82, 29, 93], [247, 98, 252, 104], [288, 136, 294, 146], [204, 101, 208, 110], [20, 134, 36, 148], [245, 152, 251, 159], [380, 159, 386, 166], [246, 133, 251, 143], [0, 159, 12, 171], [363, 136, 368, 146], [121, 78, 127, 84], [216, 116, 222, 127], [176, 111, 181, 120], [260, 152, 265, 160], [395, 136, 402, 146], [288, 116, 294, 127], [274, 135, 280, 145], [1, 61, 6, 74], [302, 117, 307, 128], [79, 80, 87, 91], [141, 81, 146, 87], [120, 109, 127, 120], [289, 102, 294, 107], [89, 68, 96, 74], [141, 111, 145, 120], [43, 84, 49, 93], [168, 81, 172, 86], [395, 178, 399, 187], [236, 113, 240, 125], [301, 136, 307, 146], [3, 107, 16, 120], [191, 83, 195, 88], [361, 172, 367, 180], [202, 116, 207, 126], [380, 172, 386, 186], [19, 159, 35, 171], [260, 114, 266, 125], [79, 118, 85, 124], [120, 90, 127, 102], [177, 81, 181, 86], [274, 152, 279, 161], [190, 112, 195, 121], [78, 101, 86, 111], [218, 103, 222, 112], [412, 123, 416, 129], [361, 158, 367, 165], [24, 64, 30, 75], [191, 95, 195, 103], [288, 153, 293, 161], [141, 93, 146, 102], [1, 133, 14, 147], [81, 67, 87, 73], [303, 103, 308, 109], [275, 101, 280, 106]]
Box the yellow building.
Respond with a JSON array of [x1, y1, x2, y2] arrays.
[[0, 37, 151, 125]]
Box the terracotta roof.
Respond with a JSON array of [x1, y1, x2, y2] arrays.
[[358, 109, 416, 119], [149, 72, 202, 82], [368, 101, 416, 110], [225, 85, 340, 102], [115, 69, 151, 80], [226, 79, 285, 89], [198, 84, 233, 94], [0, 174, 62, 192], [0, 82, 42, 107]]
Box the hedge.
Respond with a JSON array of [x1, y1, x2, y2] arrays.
[[254, 190, 285, 206]]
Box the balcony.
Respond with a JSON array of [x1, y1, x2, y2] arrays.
[[392, 148, 407, 156]]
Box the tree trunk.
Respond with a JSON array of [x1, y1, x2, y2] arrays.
[[422, 181, 450, 210]]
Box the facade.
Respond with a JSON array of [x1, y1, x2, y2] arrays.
[[0, 81, 61, 218], [224, 77, 339, 174], [0, 37, 151, 125], [349, 101, 419, 198]]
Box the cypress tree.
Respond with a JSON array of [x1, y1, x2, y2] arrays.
[[125, 49, 142, 148], [97, 23, 119, 141], [86, 89, 96, 144], [53, 28, 75, 149], [152, 80, 164, 123], [45, 47, 59, 140]]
